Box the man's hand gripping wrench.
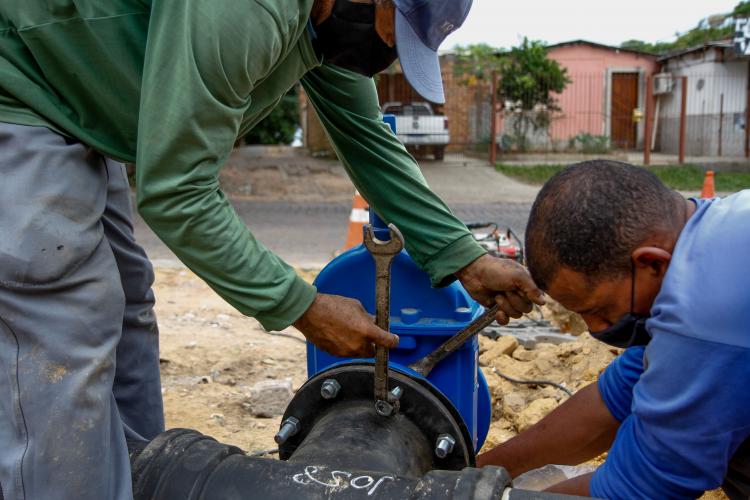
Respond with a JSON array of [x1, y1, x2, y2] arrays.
[[363, 223, 404, 417]]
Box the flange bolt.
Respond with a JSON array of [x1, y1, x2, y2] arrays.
[[435, 434, 456, 458], [390, 386, 404, 401], [320, 379, 341, 399], [274, 417, 301, 445]]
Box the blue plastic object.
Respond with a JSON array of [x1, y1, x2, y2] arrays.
[[308, 113, 491, 450], [309, 215, 492, 451], [382, 113, 397, 135]]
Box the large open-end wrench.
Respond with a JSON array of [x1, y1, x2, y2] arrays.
[[409, 304, 499, 377], [363, 223, 404, 417]]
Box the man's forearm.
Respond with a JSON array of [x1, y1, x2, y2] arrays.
[[545, 472, 593, 496], [476, 382, 619, 477]]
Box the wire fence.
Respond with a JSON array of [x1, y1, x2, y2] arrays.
[[376, 71, 494, 155], [373, 71, 750, 163], [656, 74, 748, 158], [495, 73, 622, 154]]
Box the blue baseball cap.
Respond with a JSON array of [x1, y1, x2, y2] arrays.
[[393, 0, 473, 103]]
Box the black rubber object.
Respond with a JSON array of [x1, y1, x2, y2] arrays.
[[129, 428, 511, 499]]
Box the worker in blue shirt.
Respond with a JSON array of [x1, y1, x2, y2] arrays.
[[477, 160, 750, 499]]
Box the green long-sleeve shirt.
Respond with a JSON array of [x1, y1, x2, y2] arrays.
[[0, 0, 485, 330]]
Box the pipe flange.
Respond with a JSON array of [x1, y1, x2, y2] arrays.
[[278, 363, 474, 471]]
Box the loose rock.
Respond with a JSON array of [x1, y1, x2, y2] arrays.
[[479, 336, 519, 366], [245, 379, 294, 418], [516, 398, 558, 432], [511, 346, 536, 362], [503, 392, 527, 413]]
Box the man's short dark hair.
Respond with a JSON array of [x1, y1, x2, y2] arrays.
[[525, 160, 680, 290]]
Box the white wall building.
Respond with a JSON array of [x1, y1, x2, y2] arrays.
[[656, 41, 748, 157]]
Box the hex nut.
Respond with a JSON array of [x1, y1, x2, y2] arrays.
[[320, 379, 341, 400], [435, 434, 456, 458], [375, 400, 395, 417]]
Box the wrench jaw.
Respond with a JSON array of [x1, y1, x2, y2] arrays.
[[363, 223, 406, 253], [385, 223, 405, 248], [375, 383, 404, 417]]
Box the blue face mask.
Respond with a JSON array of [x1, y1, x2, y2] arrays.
[[590, 263, 652, 349]]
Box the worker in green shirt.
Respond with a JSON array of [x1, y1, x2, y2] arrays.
[[0, 0, 544, 498]]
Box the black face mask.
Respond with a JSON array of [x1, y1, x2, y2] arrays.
[[590, 263, 652, 349], [312, 0, 398, 77], [590, 313, 650, 349]]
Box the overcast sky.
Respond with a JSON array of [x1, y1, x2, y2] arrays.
[[443, 0, 738, 51]]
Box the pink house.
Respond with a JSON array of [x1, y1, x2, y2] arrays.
[[497, 40, 659, 151], [548, 41, 659, 149]]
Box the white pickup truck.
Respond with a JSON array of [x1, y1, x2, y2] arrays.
[[382, 102, 450, 160]]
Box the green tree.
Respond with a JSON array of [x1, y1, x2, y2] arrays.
[[620, 4, 738, 55], [453, 39, 570, 151], [620, 39, 672, 54], [734, 0, 750, 18], [452, 43, 504, 83], [243, 87, 299, 145]]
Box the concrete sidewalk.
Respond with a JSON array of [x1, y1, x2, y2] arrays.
[[220, 147, 540, 205], [419, 154, 539, 204]]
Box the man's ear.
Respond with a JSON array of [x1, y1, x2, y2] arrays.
[[375, 1, 396, 47], [632, 247, 672, 278], [310, 0, 336, 26]]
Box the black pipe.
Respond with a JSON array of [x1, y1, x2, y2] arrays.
[[128, 429, 593, 499], [129, 428, 510, 499]]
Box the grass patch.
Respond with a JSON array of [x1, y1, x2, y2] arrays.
[[496, 164, 565, 185], [496, 163, 750, 192]]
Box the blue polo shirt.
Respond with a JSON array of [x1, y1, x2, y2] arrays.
[[591, 191, 750, 499]]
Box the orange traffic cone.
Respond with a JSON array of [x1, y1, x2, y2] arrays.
[[700, 170, 715, 199], [341, 191, 369, 251]]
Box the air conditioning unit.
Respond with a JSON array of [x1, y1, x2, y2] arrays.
[[653, 73, 675, 95]]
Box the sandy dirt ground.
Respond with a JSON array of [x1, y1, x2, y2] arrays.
[[156, 266, 726, 498], [157, 266, 317, 453], [220, 151, 353, 202]]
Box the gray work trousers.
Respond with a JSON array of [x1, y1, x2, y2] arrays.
[[0, 123, 165, 500]]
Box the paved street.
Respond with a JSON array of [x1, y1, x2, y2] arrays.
[[133, 150, 537, 268], [134, 199, 533, 268]]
